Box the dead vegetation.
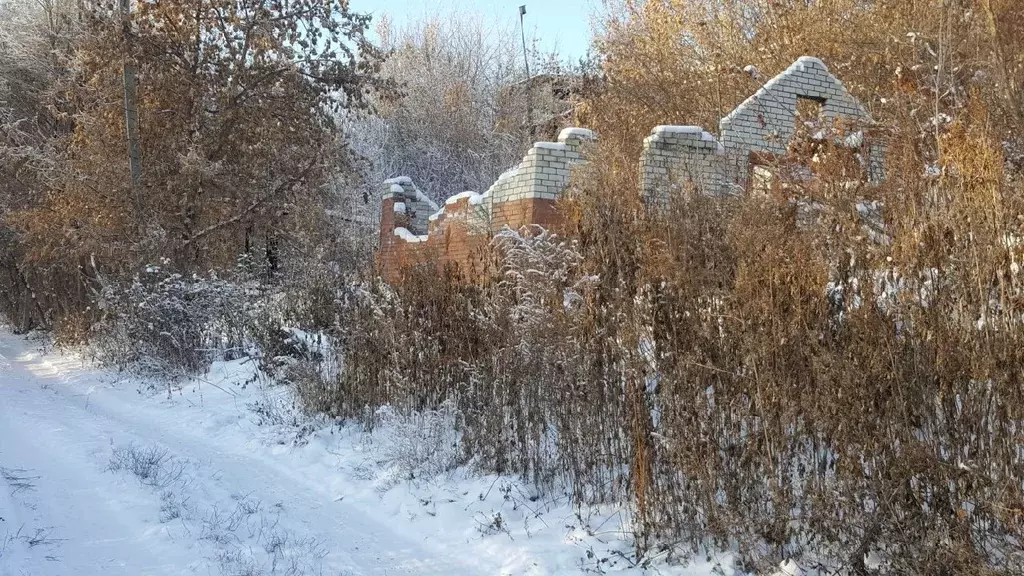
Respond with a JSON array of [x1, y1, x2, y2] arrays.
[[293, 2, 1024, 573], [4, 0, 1024, 573]]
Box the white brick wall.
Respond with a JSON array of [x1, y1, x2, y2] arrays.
[[640, 126, 725, 206], [641, 56, 886, 206], [470, 128, 595, 223], [381, 58, 888, 245], [718, 56, 878, 191], [381, 129, 597, 242]]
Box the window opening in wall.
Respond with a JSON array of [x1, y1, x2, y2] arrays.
[[787, 95, 871, 190], [796, 95, 826, 125]]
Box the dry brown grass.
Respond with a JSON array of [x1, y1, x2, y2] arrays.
[[316, 2, 1024, 570]]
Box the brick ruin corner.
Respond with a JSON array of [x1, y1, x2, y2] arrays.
[[379, 56, 888, 280], [377, 127, 597, 280]]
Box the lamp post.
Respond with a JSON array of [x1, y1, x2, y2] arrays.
[[519, 5, 533, 135]]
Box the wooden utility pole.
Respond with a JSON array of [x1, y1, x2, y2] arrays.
[[119, 0, 142, 211]]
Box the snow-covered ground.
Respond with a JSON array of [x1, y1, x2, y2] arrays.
[[0, 330, 736, 575]]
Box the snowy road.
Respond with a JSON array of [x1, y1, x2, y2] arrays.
[[0, 331, 733, 576], [0, 333, 495, 576]]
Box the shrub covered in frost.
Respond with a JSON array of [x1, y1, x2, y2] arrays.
[[91, 262, 252, 379]]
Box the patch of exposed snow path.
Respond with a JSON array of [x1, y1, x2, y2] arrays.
[[0, 333, 493, 575]]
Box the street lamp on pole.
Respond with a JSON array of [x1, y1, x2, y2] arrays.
[[519, 5, 533, 135]]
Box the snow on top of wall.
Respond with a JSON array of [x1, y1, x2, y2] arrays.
[[653, 125, 702, 135], [393, 202, 407, 214], [383, 176, 440, 212], [445, 191, 482, 205], [533, 142, 570, 152], [393, 227, 428, 243], [416, 189, 440, 212], [794, 55, 828, 70], [470, 190, 489, 206], [646, 126, 720, 151], [425, 191, 486, 223], [558, 127, 596, 141], [651, 125, 719, 142], [497, 166, 520, 182]]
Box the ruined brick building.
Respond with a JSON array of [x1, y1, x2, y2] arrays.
[[378, 57, 886, 279]]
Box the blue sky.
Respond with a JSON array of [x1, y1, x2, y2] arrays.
[[350, 0, 598, 62]]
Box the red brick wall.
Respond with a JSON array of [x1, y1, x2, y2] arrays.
[[490, 198, 563, 233], [378, 196, 565, 282]]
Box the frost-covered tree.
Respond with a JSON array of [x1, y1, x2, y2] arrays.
[[346, 14, 540, 204], [0, 0, 79, 332], [1, 0, 393, 334]]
